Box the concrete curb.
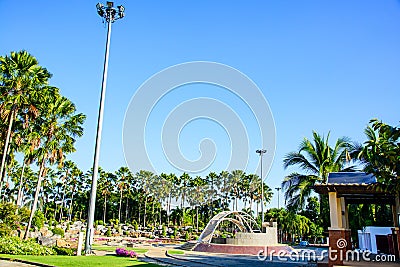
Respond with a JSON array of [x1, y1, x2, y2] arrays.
[[144, 251, 184, 266], [165, 250, 223, 267]]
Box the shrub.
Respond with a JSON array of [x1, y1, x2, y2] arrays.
[[0, 203, 19, 237], [53, 246, 76, 256], [131, 220, 138, 230], [184, 232, 190, 241], [106, 227, 112, 237], [97, 220, 104, 226], [115, 247, 137, 258], [52, 227, 65, 238], [18, 206, 31, 223], [0, 236, 54, 255], [32, 210, 45, 229], [162, 226, 167, 237]]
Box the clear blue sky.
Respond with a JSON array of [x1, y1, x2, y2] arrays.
[[1, 0, 400, 208]]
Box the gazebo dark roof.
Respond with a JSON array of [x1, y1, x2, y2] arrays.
[[314, 172, 395, 204]]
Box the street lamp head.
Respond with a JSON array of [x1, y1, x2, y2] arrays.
[[96, 3, 105, 17], [96, 2, 125, 22], [117, 5, 125, 18], [256, 149, 267, 154]]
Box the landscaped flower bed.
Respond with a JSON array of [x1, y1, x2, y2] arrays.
[[115, 247, 137, 258]]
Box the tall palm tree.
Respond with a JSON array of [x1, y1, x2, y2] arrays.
[[115, 167, 132, 222], [24, 94, 85, 239], [188, 176, 207, 231], [136, 170, 157, 228], [282, 131, 355, 228], [219, 171, 231, 209], [0, 51, 51, 187], [230, 170, 245, 210]]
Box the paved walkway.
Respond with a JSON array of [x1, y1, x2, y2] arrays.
[[0, 260, 36, 267]]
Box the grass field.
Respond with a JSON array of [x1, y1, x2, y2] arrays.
[[167, 249, 184, 255], [1, 254, 159, 267]]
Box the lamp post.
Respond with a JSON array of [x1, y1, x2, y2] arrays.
[[256, 149, 266, 229], [275, 187, 281, 209], [85, 1, 125, 255]]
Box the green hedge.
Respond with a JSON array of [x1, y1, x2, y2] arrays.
[[0, 237, 54, 255]]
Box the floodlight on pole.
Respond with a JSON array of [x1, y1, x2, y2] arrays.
[[256, 149, 267, 230], [84, 1, 125, 255], [275, 187, 281, 209]]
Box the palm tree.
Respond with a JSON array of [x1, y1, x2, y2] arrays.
[[24, 94, 85, 239], [115, 167, 132, 222], [188, 176, 207, 231], [282, 131, 355, 228], [136, 170, 157, 228], [67, 165, 83, 221], [230, 170, 245, 210], [0, 51, 51, 188], [282, 131, 355, 209], [219, 171, 231, 209]]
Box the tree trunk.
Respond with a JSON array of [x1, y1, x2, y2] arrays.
[[167, 193, 171, 226], [69, 182, 77, 222], [0, 109, 15, 194], [24, 156, 46, 240], [152, 200, 155, 226], [16, 160, 26, 206], [103, 195, 107, 223], [144, 196, 147, 228], [196, 206, 199, 232], [125, 197, 129, 223], [118, 188, 123, 222], [59, 186, 66, 222]]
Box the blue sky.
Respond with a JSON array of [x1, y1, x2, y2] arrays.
[[1, 1, 400, 208]]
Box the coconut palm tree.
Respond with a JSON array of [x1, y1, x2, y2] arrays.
[[282, 131, 355, 209], [282, 131, 355, 229]]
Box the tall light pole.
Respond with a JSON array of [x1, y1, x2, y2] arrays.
[[256, 149, 266, 229], [275, 187, 281, 209], [85, 1, 125, 255]]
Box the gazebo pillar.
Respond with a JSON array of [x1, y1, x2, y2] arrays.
[[327, 192, 348, 267], [392, 194, 400, 260]]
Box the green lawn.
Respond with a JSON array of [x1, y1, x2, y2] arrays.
[[167, 249, 184, 255], [1, 254, 159, 267], [91, 245, 148, 254]]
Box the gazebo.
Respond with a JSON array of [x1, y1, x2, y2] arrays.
[[314, 172, 398, 266]]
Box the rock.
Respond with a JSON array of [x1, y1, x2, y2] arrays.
[[28, 231, 41, 239], [38, 236, 56, 247], [56, 239, 69, 247], [40, 227, 53, 237], [10, 230, 19, 237]]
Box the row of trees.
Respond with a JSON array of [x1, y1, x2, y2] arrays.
[[3, 163, 274, 231]]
